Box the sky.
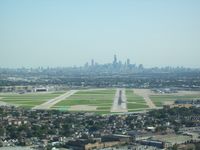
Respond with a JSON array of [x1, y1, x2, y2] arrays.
[[0, 0, 200, 68]]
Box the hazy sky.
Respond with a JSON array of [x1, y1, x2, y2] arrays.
[[0, 0, 200, 68]]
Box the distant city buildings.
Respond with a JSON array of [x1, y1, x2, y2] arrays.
[[83, 55, 136, 73]]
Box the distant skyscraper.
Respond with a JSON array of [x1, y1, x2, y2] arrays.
[[91, 59, 94, 67], [113, 54, 117, 65], [84, 62, 89, 68], [127, 58, 130, 66]]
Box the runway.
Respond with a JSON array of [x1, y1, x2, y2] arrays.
[[111, 88, 128, 112], [32, 90, 78, 110], [134, 89, 156, 109]]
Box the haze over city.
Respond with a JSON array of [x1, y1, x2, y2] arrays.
[[0, 0, 200, 68], [2, 1, 200, 150]]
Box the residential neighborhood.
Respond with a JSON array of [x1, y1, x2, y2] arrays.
[[1, 106, 200, 149]]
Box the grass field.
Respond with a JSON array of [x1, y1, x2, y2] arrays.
[[1, 89, 199, 114], [53, 89, 116, 112], [0, 92, 65, 108], [126, 89, 148, 111], [150, 94, 200, 107]]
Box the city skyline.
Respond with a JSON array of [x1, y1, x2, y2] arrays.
[[0, 54, 199, 69], [1, 0, 200, 68]]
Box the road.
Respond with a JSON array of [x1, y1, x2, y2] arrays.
[[134, 89, 156, 109], [111, 88, 128, 112], [33, 90, 78, 110]]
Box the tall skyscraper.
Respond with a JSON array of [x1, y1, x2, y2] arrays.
[[127, 58, 130, 66], [91, 59, 94, 67], [113, 54, 117, 65]]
